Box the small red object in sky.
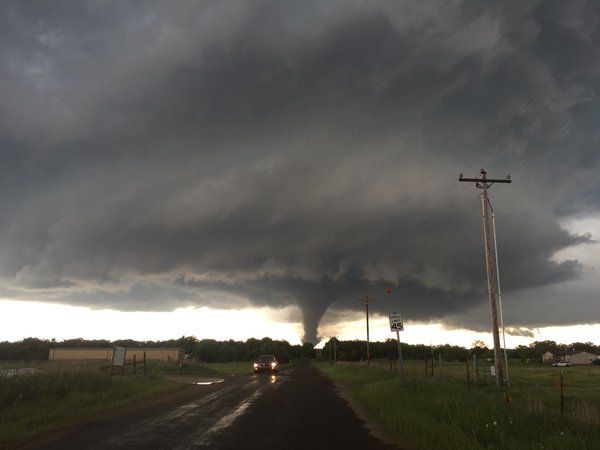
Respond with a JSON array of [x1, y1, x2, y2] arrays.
[[385, 288, 392, 294]]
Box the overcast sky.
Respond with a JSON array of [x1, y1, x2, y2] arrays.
[[1, 0, 599, 343]]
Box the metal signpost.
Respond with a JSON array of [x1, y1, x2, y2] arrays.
[[111, 346, 127, 379], [389, 313, 404, 375]]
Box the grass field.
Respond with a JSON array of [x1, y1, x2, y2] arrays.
[[0, 359, 258, 376], [318, 360, 600, 450], [0, 359, 256, 448], [0, 368, 181, 448], [146, 360, 255, 376]]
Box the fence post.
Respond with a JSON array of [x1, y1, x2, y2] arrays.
[[560, 371, 564, 418], [466, 359, 470, 389], [133, 354, 137, 375], [425, 358, 428, 377], [439, 353, 442, 377], [473, 354, 478, 384], [144, 351, 147, 376]]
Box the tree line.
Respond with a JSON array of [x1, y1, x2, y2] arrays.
[[0, 337, 315, 363], [320, 338, 600, 362], [1, 337, 597, 363]]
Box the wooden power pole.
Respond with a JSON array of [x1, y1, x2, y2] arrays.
[[360, 296, 372, 365], [459, 169, 511, 386]]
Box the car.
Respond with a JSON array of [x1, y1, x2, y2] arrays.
[[253, 355, 279, 373], [552, 361, 572, 367]]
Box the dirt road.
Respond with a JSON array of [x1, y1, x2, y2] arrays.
[[34, 361, 395, 450]]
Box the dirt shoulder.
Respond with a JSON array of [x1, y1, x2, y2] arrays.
[[29, 374, 247, 450]]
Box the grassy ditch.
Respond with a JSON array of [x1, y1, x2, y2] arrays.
[[0, 358, 282, 446], [1, 359, 264, 377], [147, 360, 255, 376], [0, 368, 182, 448], [318, 361, 600, 450]]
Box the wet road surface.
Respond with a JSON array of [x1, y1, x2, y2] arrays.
[[36, 361, 394, 450]]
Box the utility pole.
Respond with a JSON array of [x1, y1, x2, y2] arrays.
[[459, 169, 511, 386], [359, 296, 372, 365]]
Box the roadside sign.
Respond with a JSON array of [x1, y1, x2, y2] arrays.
[[389, 313, 403, 332], [112, 346, 126, 367]]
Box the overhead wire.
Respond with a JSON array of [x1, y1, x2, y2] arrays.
[[504, 50, 600, 174], [414, 5, 557, 227], [414, 11, 598, 227], [474, 33, 598, 172]]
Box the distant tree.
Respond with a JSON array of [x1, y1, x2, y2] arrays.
[[471, 340, 489, 357], [301, 342, 316, 359], [176, 336, 199, 355]]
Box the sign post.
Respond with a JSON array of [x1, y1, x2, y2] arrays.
[[389, 313, 404, 375], [111, 346, 127, 379], [112, 346, 126, 367]]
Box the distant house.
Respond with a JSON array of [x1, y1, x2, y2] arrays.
[[542, 351, 555, 364], [563, 351, 599, 365]]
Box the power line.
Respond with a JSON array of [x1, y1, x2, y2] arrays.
[[410, 6, 534, 228], [414, 17, 597, 229], [474, 33, 598, 171], [509, 117, 575, 173], [503, 49, 600, 173]]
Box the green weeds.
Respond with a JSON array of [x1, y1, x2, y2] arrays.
[[318, 361, 600, 449], [0, 368, 181, 448]]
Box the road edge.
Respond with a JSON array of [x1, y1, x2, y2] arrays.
[[314, 363, 405, 450]]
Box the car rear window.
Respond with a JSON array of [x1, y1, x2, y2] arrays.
[[257, 355, 275, 362]]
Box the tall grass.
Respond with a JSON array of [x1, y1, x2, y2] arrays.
[[147, 360, 254, 376], [0, 369, 181, 447], [319, 362, 600, 450], [0, 370, 111, 406]]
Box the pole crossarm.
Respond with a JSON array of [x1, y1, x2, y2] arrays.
[[459, 169, 511, 188], [458, 177, 511, 183]]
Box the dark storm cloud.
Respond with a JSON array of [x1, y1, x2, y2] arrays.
[[1, 0, 599, 341]]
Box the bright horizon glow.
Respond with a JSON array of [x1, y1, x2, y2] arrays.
[[0, 299, 303, 345], [316, 314, 600, 348], [1, 299, 598, 349]]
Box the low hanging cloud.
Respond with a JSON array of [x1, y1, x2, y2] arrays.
[[1, 1, 599, 342]]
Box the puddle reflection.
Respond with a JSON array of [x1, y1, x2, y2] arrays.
[[195, 379, 224, 385], [251, 372, 281, 384]]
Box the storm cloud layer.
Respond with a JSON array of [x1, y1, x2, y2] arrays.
[[1, 0, 599, 342]]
